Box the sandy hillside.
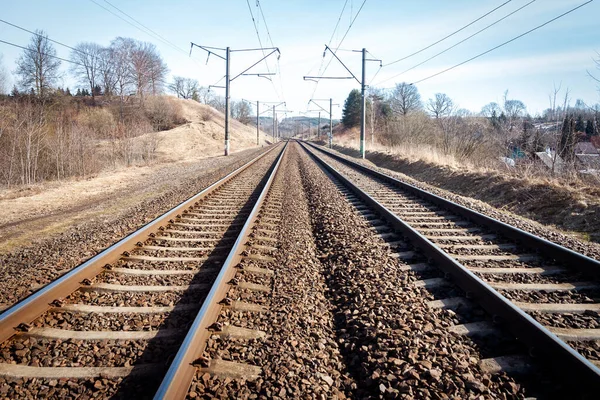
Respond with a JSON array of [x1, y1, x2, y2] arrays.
[[148, 99, 273, 162], [0, 99, 274, 251]]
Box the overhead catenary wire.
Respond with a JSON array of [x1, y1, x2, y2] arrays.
[[308, 0, 367, 108], [410, 0, 594, 85], [384, 0, 513, 67], [245, 0, 283, 102], [374, 0, 537, 86], [256, 0, 287, 104]]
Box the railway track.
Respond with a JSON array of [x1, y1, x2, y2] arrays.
[[0, 143, 286, 399], [301, 141, 600, 394]]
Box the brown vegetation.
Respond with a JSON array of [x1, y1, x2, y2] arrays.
[[0, 94, 187, 187]]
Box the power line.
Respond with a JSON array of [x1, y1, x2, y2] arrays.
[[256, 0, 287, 103], [103, 0, 186, 54], [0, 38, 84, 67], [89, 0, 201, 64], [410, 0, 593, 85], [245, 0, 282, 101], [0, 19, 87, 57], [384, 0, 513, 67], [375, 0, 536, 86], [309, 0, 368, 107]]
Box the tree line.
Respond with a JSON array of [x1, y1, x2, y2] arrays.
[[341, 81, 600, 177]]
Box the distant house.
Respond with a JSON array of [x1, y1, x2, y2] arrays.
[[534, 150, 566, 173], [574, 142, 600, 174], [574, 142, 599, 155]]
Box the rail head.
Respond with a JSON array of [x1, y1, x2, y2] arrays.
[[300, 141, 600, 393], [153, 142, 288, 400], [0, 144, 282, 344], [304, 141, 600, 275]]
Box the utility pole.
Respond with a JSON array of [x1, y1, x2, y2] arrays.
[[190, 43, 279, 156], [224, 47, 231, 155], [329, 98, 333, 148], [360, 48, 366, 157], [304, 45, 381, 158], [256, 100, 260, 145], [272, 105, 275, 143], [308, 98, 339, 148], [318, 112, 321, 140]]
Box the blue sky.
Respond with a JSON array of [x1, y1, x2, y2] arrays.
[[0, 0, 599, 118]]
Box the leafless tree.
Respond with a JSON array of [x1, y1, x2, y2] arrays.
[[14, 30, 61, 96], [503, 90, 526, 131], [130, 41, 153, 99], [427, 93, 454, 119], [197, 86, 212, 104], [231, 100, 252, 124], [98, 47, 117, 96], [169, 76, 199, 99], [0, 54, 8, 94], [148, 51, 168, 95], [587, 51, 600, 92], [110, 37, 135, 99], [389, 82, 422, 116], [480, 102, 502, 118], [70, 42, 103, 99]]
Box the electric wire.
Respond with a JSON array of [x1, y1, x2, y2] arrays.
[[384, 0, 513, 67], [256, 0, 287, 103], [0, 38, 84, 67], [0, 19, 87, 57], [374, 0, 536, 86], [89, 0, 203, 66], [245, 0, 282, 101], [308, 0, 367, 108], [410, 0, 593, 85]]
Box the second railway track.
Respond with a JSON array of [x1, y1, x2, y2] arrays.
[[0, 143, 286, 398], [302, 140, 600, 394]]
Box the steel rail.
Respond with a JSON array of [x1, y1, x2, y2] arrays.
[[153, 142, 288, 399], [300, 141, 600, 392], [305, 142, 600, 275], [0, 144, 282, 344]]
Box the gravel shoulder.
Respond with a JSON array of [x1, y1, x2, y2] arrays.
[[0, 146, 269, 308]]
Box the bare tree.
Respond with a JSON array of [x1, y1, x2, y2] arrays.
[[14, 30, 61, 96], [0, 54, 8, 94], [98, 47, 117, 96], [148, 49, 168, 95], [503, 90, 526, 131], [169, 76, 199, 99], [231, 100, 252, 124], [70, 42, 103, 100], [427, 93, 454, 119], [390, 82, 422, 116], [480, 102, 502, 118]]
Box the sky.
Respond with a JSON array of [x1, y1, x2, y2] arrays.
[[0, 0, 599, 119]]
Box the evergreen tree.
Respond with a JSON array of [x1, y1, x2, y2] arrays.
[[65, 87, 72, 96], [93, 85, 102, 96], [575, 115, 585, 132], [10, 86, 19, 97], [558, 114, 576, 162], [586, 119, 596, 136], [342, 89, 362, 128], [75, 88, 82, 96]]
